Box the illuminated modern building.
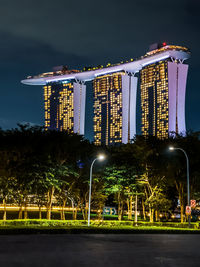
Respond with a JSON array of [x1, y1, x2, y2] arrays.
[[43, 82, 74, 131], [93, 73, 123, 145], [93, 72, 137, 145], [43, 80, 86, 134], [140, 44, 189, 138], [37, 67, 86, 134], [21, 43, 190, 143]]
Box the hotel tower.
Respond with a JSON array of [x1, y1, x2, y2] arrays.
[[93, 72, 137, 145], [44, 82, 74, 131], [93, 73, 123, 145], [21, 43, 190, 143], [140, 43, 189, 138], [34, 67, 86, 135]]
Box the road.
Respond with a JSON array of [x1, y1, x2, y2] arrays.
[[0, 234, 199, 266]]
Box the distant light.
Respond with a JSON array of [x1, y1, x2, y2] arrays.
[[163, 42, 167, 46], [169, 146, 174, 151], [98, 154, 105, 161], [62, 80, 69, 84]]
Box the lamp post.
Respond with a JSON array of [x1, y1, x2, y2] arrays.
[[169, 146, 190, 227], [88, 154, 105, 226]]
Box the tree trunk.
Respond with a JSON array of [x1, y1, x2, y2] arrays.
[[180, 204, 184, 223], [62, 200, 66, 220], [118, 203, 123, 221], [97, 209, 102, 220], [155, 210, 158, 222], [73, 209, 77, 220], [84, 200, 88, 221], [3, 198, 6, 221], [81, 208, 87, 220], [24, 209, 28, 219], [39, 206, 42, 219], [60, 206, 65, 220], [71, 200, 77, 220], [180, 183, 185, 223], [127, 196, 133, 220], [73, 205, 77, 220], [47, 209, 51, 220], [149, 205, 151, 222], [60, 207, 63, 220], [71, 200, 74, 219], [81, 208, 85, 220], [150, 208, 154, 223], [84, 208, 88, 220], [18, 206, 23, 219], [142, 198, 146, 221], [175, 181, 185, 224], [46, 187, 55, 220], [118, 192, 123, 221], [62, 210, 65, 220], [135, 193, 138, 224], [24, 199, 28, 219], [127, 199, 130, 219], [118, 210, 122, 221]]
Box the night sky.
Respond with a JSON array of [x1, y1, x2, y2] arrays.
[[0, 0, 199, 141]]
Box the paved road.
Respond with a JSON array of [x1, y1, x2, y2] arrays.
[[0, 234, 199, 266]]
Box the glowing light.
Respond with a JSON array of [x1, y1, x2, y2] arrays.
[[98, 154, 105, 161], [22, 47, 190, 86]]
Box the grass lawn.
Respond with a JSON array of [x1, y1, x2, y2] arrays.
[[0, 219, 199, 234]]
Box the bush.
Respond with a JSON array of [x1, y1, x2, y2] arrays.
[[0, 219, 198, 229]]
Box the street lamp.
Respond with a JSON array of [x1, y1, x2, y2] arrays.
[[169, 146, 190, 226], [88, 154, 105, 226]]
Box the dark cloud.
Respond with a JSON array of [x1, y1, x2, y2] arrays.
[[0, 0, 199, 133], [0, 0, 192, 57], [185, 0, 200, 26], [0, 31, 92, 131]]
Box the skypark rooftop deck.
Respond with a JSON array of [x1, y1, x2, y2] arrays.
[[21, 45, 190, 86]]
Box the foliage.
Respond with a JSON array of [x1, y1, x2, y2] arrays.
[[0, 125, 199, 223]]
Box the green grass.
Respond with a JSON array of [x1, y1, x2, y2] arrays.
[[0, 225, 199, 235], [0, 219, 198, 228], [0, 219, 199, 234], [0, 210, 120, 220]]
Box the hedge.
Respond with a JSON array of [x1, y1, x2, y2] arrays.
[[0, 219, 199, 229]]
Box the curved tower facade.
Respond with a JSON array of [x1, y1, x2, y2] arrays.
[[21, 43, 190, 143], [140, 44, 189, 138]]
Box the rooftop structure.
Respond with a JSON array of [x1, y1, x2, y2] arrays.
[[21, 45, 190, 86], [21, 43, 190, 143]]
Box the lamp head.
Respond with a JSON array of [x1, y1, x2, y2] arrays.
[[98, 154, 105, 161], [169, 146, 174, 151]]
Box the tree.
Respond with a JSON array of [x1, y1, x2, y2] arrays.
[[103, 165, 138, 221], [165, 133, 200, 223], [54, 164, 78, 220], [0, 176, 16, 220]]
